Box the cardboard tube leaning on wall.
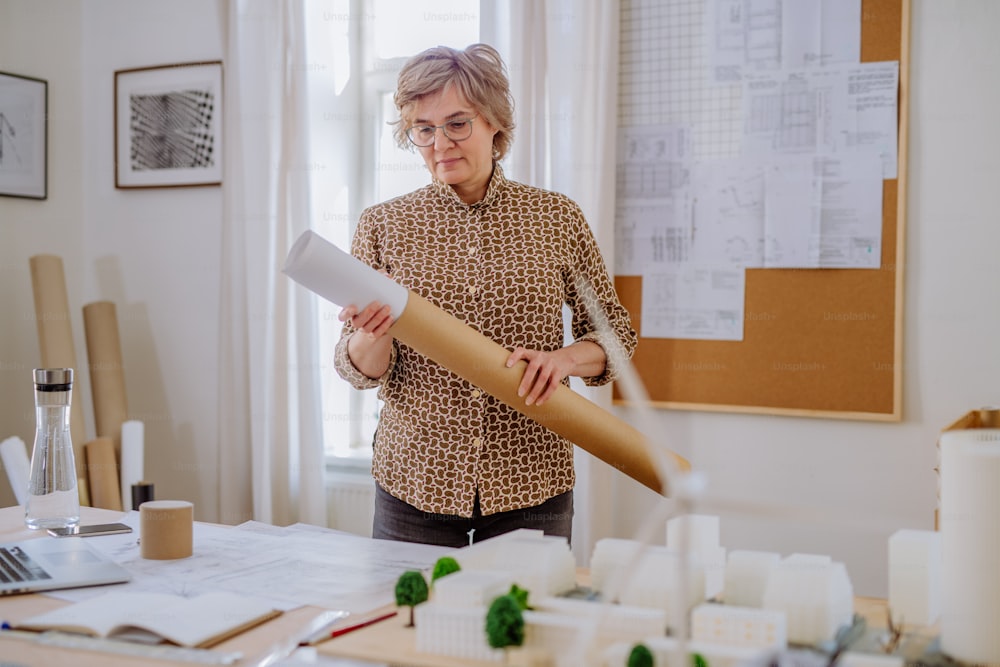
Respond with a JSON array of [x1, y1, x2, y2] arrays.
[[84, 437, 123, 511], [29, 255, 90, 504], [83, 301, 129, 459], [283, 231, 689, 494]]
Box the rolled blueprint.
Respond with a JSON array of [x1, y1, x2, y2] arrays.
[[0, 436, 31, 505], [29, 254, 89, 502], [84, 437, 123, 511], [83, 301, 129, 458], [939, 428, 1000, 665], [284, 230, 689, 493], [120, 420, 145, 510]]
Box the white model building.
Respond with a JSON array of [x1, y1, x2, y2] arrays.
[[690, 602, 786, 649], [523, 598, 668, 667], [723, 550, 781, 608], [761, 554, 854, 645], [448, 529, 577, 597], [603, 638, 906, 667], [414, 560, 667, 665], [888, 528, 941, 626], [415, 569, 513, 662], [602, 635, 766, 667], [666, 514, 727, 599], [590, 538, 706, 633]]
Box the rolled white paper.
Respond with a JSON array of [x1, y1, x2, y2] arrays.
[[120, 420, 145, 510], [0, 436, 31, 505], [283, 230, 409, 318], [939, 429, 1000, 665]]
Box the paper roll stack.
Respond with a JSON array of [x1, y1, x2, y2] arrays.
[[30, 255, 89, 502], [939, 428, 1000, 665], [283, 230, 689, 494]]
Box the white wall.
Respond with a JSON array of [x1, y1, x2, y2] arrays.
[[1, 1, 998, 597], [0, 0, 225, 519], [1, 0, 86, 505]]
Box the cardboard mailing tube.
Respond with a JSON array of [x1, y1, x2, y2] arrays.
[[83, 301, 129, 458], [29, 255, 90, 504], [393, 292, 687, 492], [84, 437, 123, 511], [284, 231, 689, 494]]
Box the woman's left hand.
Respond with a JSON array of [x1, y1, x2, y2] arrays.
[[505, 347, 574, 407]]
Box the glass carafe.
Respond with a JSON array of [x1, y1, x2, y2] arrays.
[[24, 368, 80, 529]]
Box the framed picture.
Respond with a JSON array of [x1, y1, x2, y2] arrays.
[[114, 61, 223, 189], [0, 71, 47, 199]]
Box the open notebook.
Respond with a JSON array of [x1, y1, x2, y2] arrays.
[[0, 537, 131, 596], [15, 591, 282, 648]]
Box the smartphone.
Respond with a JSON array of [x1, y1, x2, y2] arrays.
[[47, 523, 133, 538]]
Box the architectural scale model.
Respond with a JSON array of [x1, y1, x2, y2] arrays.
[[404, 518, 942, 667]]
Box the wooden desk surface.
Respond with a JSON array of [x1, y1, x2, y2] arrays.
[[0, 506, 937, 667], [0, 506, 358, 667]]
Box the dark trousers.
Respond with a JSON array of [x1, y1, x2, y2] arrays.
[[372, 484, 573, 549]]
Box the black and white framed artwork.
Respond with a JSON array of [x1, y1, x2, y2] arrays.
[[114, 61, 223, 189], [0, 71, 47, 199]]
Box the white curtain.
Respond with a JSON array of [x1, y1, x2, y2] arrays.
[[482, 0, 622, 564], [218, 0, 328, 527]]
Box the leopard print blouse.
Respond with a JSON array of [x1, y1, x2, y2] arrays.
[[334, 164, 637, 517]]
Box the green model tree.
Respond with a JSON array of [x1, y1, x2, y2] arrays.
[[627, 642, 654, 667], [508, 583, 530, 610], [394, 570, 429, 627], [431, 556, 461, 584], [485, 593, 525, 657]]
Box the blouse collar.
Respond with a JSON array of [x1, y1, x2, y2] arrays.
[[431, 162, 507, 209]]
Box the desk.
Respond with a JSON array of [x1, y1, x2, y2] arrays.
[[0, 506, 935, 667]]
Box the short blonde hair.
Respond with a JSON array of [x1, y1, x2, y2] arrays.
[[392, 43, 514, 161]]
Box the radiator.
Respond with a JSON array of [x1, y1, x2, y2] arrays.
[[326, 469, 376, 537]]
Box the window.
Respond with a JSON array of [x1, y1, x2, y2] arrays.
[[306, 0, 479, 461]]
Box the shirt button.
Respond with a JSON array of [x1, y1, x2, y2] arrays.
[[471, 389, 482, 398], [468, 285, 477, 295], [468, 244, 477, 256], [473, 438, 483, 447]]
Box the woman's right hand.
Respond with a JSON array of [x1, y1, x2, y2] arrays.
[[341, 302, 395, 379], [339, 301, 395, 339]]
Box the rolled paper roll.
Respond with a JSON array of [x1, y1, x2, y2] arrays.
[[284, 230, 689, 494], [120, 420, 145, 508], [84, 437, 122, 511], [0, 436, 31, 505], [29, 255, 89, 500], [131, 481, 154, 511], [140, 500, 193, 560], [83, 301, 129, 458], [939, 429, 1000, 665]]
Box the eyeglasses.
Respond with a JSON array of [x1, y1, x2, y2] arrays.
[[405, 115, 479, 147]]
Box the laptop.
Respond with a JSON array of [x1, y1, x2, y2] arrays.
[[0, 537, 131, 596]]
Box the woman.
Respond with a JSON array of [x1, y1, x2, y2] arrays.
[[335, 43, 637, 548]]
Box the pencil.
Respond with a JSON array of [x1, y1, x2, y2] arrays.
[[327, 610, 398, 640]]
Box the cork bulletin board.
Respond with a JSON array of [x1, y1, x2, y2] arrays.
[[614, 0, 910, 420]]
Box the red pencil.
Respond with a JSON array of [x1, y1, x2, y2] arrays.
[[327, 609, 398, 639]]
